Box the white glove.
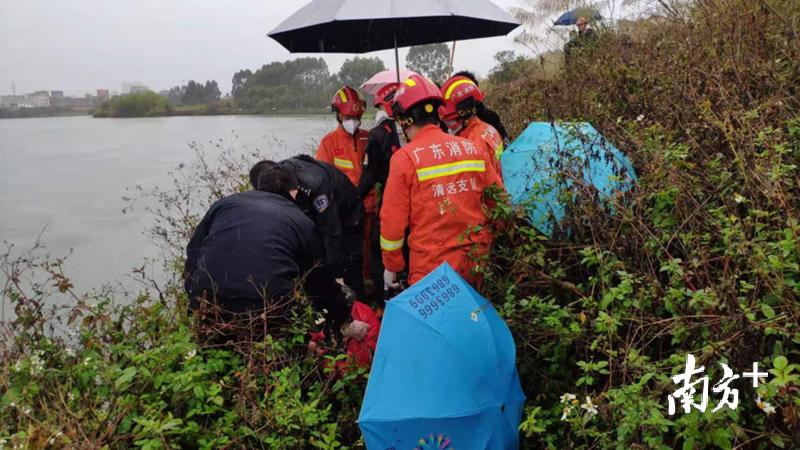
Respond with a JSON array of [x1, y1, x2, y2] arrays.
[[342, 320, 370, 341], [383, 270, 398, 290]]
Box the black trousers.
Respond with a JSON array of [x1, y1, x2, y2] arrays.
[[341, 226, 365, 301]]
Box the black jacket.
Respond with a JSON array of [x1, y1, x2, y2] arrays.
[[358, 118, 402, 199], [280, 155, 363, 266], [184, 190, 348, 329]]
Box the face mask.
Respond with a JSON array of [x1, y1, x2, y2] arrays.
[[342, 119, 361, 135]]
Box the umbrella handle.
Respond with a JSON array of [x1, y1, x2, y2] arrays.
[[394, 34, 400, 83]]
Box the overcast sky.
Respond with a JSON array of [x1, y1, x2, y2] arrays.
[[0, 0, 536, 97]]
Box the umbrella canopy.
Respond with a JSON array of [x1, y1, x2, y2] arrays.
[[269, 0, 520, 54], [554, 7, 603, 26], [359, 262, 525, 449], [500, 122, 637, 237], [360, 69, 419, 95]]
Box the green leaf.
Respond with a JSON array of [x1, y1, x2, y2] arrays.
[[115, 367, 138, 390], [761, 304, 776, 319], [773, 356, 788, 370], [682, 437, 695, 450], [770, 435, 785, 448], [1, 387, 20, 407]]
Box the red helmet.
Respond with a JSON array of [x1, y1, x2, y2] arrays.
[[374, 82, 400, 116], [439, 76, 485, 121], [331, 86, 366, 117], [391, 74, 443, 119]]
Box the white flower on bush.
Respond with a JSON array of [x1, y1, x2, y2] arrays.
[[94, 374, 103, 386], [65, 347, 76, 357], [636, 114, 645, 122], [83, 356, 92, 366], [185, 348, 197, 361], [47, 431, 63, 446], [756, 395, 776, 415], [560, 393, 577, 404], [560, 405, 573, 421], [581, 396, 598, 417], [29, 353, 45, 376], [733, 193, 746, 204]]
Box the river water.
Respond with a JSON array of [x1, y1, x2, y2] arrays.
[[0, 115, 338, 298]]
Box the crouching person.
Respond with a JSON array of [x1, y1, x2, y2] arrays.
[[251, 156, 366, 301], [184, 166, 367, 346]]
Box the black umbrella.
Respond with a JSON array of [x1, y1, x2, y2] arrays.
[[269, 0, 520, 82]]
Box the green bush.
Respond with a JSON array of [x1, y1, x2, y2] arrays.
[[93, 91, 170, 118], [485, 0, 800, 447]]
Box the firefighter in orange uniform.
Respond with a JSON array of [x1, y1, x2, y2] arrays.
[[316, 86, 376, 295], [380, 74, 503, 288], [316, 86, 370, 188], [439, 76, 505, 175]]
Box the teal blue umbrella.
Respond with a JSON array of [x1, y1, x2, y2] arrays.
[[359, 262, 525, 449], [500, 122, 637, 237]]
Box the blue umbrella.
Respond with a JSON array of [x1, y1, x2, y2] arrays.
[[359, 263, 525, 449], [554, 8, 602, 26], [500, 122, 637, 237]]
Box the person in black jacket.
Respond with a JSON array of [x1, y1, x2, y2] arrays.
[[251, 155, 366, 300], [452, 70, 510, 145], [185, 179, 367, 343], [358, 84, 405, 301]]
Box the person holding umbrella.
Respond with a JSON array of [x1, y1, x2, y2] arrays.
[[380, 74, 503, 288], [439, 75, 506, 175], [358, 82, 404, 300]]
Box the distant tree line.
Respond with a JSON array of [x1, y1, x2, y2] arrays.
[[93, 45, 504, 117], [166, 80, 221, 105], [231, 56, 386, 114]]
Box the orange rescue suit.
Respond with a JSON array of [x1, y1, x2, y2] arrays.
[[459, 117, 504, 175], [316, 126, 376, 212], [380, 124, 503, 285]]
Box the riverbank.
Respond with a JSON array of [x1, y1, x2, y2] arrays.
[[0, 107, 91, 119]]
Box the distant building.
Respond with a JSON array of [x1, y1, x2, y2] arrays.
[[17, 92, 51, 108], [96, 89, 109, 100], [123, 82, 149, 94], [50, 90, 64, 98], [0, 95, 24, 108]]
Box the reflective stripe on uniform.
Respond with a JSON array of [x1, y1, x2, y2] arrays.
[[380, 235, 404, 252], [495, 142, 505, 160], [416, 159, 485, 182], [334, 158, 354, 169]]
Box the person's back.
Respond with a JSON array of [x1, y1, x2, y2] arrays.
[[382, 123, 501, 284], [185, 190, 321, 314], [284, 154, 359, 215]]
